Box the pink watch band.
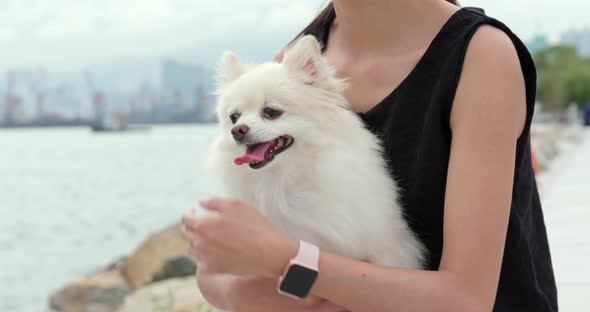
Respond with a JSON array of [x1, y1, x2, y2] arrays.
[[293, 240, 320, 270], [277, 240, 320, 299]]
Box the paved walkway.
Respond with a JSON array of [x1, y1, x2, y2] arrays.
[[541, 129, 590, 311]]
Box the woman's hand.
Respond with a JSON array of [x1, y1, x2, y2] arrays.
[[182, 198, 349, 311], [181, 198, 297, 278]]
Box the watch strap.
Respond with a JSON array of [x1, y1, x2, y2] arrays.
[[293, 240, 320, 271]]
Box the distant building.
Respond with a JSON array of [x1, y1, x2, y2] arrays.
[[3, 70, 34, 125], [0, 67, 95, 127], [526, 34, 549, 53], [157, 59, 215, 122], [561, 28, 590, 56]]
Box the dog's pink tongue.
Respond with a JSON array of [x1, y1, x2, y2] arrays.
[[234, 141, 274, 165]]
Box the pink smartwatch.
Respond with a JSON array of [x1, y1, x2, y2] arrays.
[[277, 240, 320, 299]]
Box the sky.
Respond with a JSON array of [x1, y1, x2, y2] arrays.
[[1, 0, 589, 73]]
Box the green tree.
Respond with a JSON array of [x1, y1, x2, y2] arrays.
[[533, 44, 590, 111], [561, 66, 590, 109]]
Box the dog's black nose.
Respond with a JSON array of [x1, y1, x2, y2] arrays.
[[231, 125, 249, 141]]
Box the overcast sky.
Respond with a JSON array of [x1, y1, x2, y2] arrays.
[[1, 0, 589, 72]]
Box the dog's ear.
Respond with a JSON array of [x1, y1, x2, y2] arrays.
[[282, 35, 329, 84], [216, 51, 248, 90]]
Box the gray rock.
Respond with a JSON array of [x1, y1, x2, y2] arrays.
[[49, 269, 130, 312], [87, 286, 129, 309], [116, 277, 212, 312], [121, 223, 189, 289], [151, 256, 197, 283]]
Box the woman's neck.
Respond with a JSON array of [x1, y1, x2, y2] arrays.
[[331, 0, 458, 56]]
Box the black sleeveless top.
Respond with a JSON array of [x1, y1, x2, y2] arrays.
[[305, 7, 558, 312]]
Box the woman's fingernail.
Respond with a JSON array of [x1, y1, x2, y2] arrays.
[[199, 198, 210, 206]]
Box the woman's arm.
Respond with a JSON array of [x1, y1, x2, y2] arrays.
[[196, 271, 347, 312], [194, 271, 233, 310], [183, 210, 348, 312], [287, 25, 527, 312]]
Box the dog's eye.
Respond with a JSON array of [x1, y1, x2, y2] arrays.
[[262, 107, 283, 120], [229, 113, 241, 124]]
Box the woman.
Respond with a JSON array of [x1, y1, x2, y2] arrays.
[[182, 1, 558, 311]]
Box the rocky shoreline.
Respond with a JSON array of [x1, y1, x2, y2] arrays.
[[49, 224, 213, 312], [48, 123, 583, 312]]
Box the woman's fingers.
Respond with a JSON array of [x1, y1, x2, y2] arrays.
[[182, 226, 205, 261], [182, 208, 205, 233], [181, 209, 200, 255], [182, 207, 219, 262], [181, 199, 286, 276], [180, 224, 190, 241], [181, 208, 196, 226]]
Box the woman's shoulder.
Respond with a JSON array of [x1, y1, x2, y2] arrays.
[[454, 10, 533, 105], [465, 25, 523, 81], [432, 8, 535, 133], [425, 8, 535, 90], [443, 8, 532, 62], [450, 23, 527, 139]]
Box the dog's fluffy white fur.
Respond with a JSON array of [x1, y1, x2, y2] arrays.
[[208, 35, 425, 268]]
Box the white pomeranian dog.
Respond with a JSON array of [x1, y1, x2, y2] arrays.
[[208, 35, 425, 268]]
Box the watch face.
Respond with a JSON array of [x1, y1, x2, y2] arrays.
[[279, 264, 318, 298]]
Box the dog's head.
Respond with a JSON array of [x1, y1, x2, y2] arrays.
[[214, 35, 348, 170]]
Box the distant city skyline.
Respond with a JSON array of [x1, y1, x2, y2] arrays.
[[0, 57, 217, 126], [1, 0, 589, 73]]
